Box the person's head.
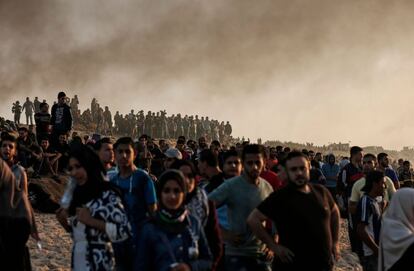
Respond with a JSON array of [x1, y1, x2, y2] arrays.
[[308, 150, 315, 160], [362, 170, 385, 197], [310, 159, 321, 169], [362, 153, 377, 174], [275, 145, 283, 153], [327, 154, 336, 165], [58, 133, 68, 145], [40, 138, 50, 150], [403, 160, 411, 171], [39, 102, 49, 113], [377, 153, 389, 168], [284, 151, 310, 188], [57, 91, 66, 104], [1, 134, 17, 162], [176, 139, 185, 151], [210, 140, 221, 156], [157, 170, 187, 211], [68, 145, 106, 185], [94, 137, 114, 165], [315, 152, 322, 162], [198, 149, 219, 177], [164, 147, 182, 169], [18, 127, 28, 139], [283, 147, 291, 153], [114, 137, 136, 168], [350, 146, 363, 164], [398, 158, 404, 167], [241, 144, 266, 181], [26, 97, 29, 101], [269, 147, 277, 159], [198, 137, 207, 149], [222, 150, 242, 178], [138, 134, 148, 145], [172, 160, 197, 193]]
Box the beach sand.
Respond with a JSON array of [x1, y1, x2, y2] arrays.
[[28, 213, 362, 271]]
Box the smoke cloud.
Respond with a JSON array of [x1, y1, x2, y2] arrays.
[[1, 0, 414, 149]]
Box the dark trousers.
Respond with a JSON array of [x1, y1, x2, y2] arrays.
[[0, 217, 31, 271], [225, 255, 271, 271], [113, 239, 135, 271], [361, 255, 378, 271]]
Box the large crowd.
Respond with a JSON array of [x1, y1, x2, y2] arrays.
[[10, 94, 234, 144], [1, 91, 414, 271]]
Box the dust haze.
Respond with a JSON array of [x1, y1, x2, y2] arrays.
[[1, 0, 414, 149]]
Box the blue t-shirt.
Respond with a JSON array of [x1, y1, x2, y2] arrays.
[[385, 167, 399, 183], [321, 163, 340, 188], [110, 169, 157, 240]]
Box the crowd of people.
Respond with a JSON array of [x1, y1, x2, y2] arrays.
[[10, 94, 234, 144], [1, 91, 414, 271]]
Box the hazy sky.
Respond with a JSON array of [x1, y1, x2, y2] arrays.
[[1, 0, 414, 150]]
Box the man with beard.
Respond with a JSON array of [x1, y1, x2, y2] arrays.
[[321, 154, 340, 197], [377, 152, 400, 189], [247, 151, 340, 271], [349, 153, 396, 215], [209, 144, 273, 271]]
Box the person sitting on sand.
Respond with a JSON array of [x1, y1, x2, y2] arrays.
[[32, 137, 61, 178]]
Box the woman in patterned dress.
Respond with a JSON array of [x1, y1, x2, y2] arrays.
[[58, 145, 131, 270]]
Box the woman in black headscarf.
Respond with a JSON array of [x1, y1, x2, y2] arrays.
[[57, 145, 131, 271], [135, 170, 212, 271]]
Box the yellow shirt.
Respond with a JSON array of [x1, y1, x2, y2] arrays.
[[349, 176, 396, 203]]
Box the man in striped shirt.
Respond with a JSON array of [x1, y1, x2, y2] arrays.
[[356, 170, 385, 271]]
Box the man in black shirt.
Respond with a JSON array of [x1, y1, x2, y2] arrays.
[[247, 151, 340, 270], [50, 92, 72, 148], [34, 102, 51, 144]]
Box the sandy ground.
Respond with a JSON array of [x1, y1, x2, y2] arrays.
[[28, 213, 362, 271]]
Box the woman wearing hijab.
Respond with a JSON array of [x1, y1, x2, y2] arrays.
[[0, 158, 34, 271], [135, 170, 212, 271], [172, 159, 223, 271], [379, 188, 414, 271], [56, 145, 131, 270]]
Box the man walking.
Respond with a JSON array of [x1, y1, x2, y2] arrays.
[[247, 151, 340, 271]]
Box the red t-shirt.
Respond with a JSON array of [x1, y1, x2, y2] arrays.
[[261, 170, 284, 191]]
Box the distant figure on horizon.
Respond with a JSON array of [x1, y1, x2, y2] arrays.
[[22, 97, 35, 125], [33, 97, 41, 114], [12, 101, 22, 125]]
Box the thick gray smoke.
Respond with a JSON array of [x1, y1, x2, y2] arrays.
[[1, 0, 414, 149]]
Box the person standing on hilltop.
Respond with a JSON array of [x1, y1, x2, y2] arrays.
[[33, 97, 41, 114], [12, 101, 22, 125], [50, 92, 73, 148], [22, 97, 35, 126]]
